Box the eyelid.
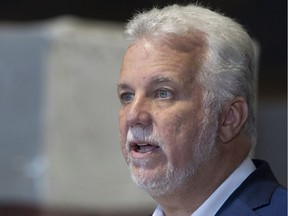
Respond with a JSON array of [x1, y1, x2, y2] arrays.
[[154, 88, 174, 99], [119, 91, 134, 104]]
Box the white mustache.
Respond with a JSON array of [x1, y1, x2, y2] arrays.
[[126, 127, 164, 150]]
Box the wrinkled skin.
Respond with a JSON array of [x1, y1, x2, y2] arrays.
[[117, 38, 217, 196]]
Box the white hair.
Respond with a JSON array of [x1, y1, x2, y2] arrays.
[[124, 4, 258, 146]]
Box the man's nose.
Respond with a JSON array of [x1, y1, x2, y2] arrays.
[[126, 96, 152, 127]]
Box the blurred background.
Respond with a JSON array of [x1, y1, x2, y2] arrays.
[[0, 0, 286, 215]]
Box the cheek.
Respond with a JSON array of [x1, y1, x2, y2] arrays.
[[160, 109, 202, 160], [162, 109, 199, 138], [118, 112, 128, 152], [119, 132, 129, 162], [118, 109, 127, 134]]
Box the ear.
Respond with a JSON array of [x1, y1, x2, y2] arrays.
[[219, 97, 248, 143]]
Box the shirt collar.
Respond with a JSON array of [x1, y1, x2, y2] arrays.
[[152, 157, 256, 216]]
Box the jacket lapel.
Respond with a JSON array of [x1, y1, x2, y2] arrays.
[[215, 199, 258, 216], [215, 160, 279, 216]]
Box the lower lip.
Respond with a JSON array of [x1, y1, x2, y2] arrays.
[[130, 147, 160, 159]]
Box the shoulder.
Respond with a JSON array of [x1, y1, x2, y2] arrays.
[[255, 185, 287, 216], [244, 160, 287, 214], [216, 159, 287, 216], [270, 186, 287, 209], [272, 185, 287, 201]]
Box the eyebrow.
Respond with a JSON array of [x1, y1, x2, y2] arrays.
[[117, 76, 176, 92], [151, 76, 174, 84], [117, 83, 129, 90]]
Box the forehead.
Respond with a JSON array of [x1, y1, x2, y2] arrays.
[[119, 38, 205, 88]]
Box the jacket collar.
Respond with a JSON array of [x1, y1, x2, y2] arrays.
[[215, 160, 279, 216]]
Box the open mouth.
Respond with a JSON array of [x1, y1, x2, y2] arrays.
[[130, 142, 160, 153]]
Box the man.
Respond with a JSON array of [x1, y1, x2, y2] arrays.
[[116, 4, 287, 216]]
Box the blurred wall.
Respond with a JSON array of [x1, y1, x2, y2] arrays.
[[256, 99, 287, 186], [0, 17, 286, 212], [0, 18, 155, 213], [0, 22, 49, 203]]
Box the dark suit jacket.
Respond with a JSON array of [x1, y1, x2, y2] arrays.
[[215, 159, 287, 216], [150, 160, 287, 216]]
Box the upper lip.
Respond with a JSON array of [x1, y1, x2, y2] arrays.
[[128, 140, 159, 151]]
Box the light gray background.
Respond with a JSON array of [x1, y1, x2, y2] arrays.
[[0, 17, 286, 212]]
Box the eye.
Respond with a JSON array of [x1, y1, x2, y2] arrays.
[[155, 89, 173, 99], [120, 92, 134, 104]]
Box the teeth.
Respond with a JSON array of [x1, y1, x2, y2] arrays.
[[137, 143, 148, 146], [131, 143, 159, 153], [137, 145, 154, 153], [129, 141, 159, 153]]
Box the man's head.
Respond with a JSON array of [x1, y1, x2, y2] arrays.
[[117, 4, 257, 198]]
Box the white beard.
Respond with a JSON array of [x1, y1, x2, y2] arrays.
[[126, 113, 218, 197]]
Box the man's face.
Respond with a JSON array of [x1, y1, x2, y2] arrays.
[[117, 38, 216, 196]]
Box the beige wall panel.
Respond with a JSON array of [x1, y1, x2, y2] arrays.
[[44, 18, 156, 211]]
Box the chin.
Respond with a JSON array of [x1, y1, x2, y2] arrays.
[[129, 162, 194, 197]]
